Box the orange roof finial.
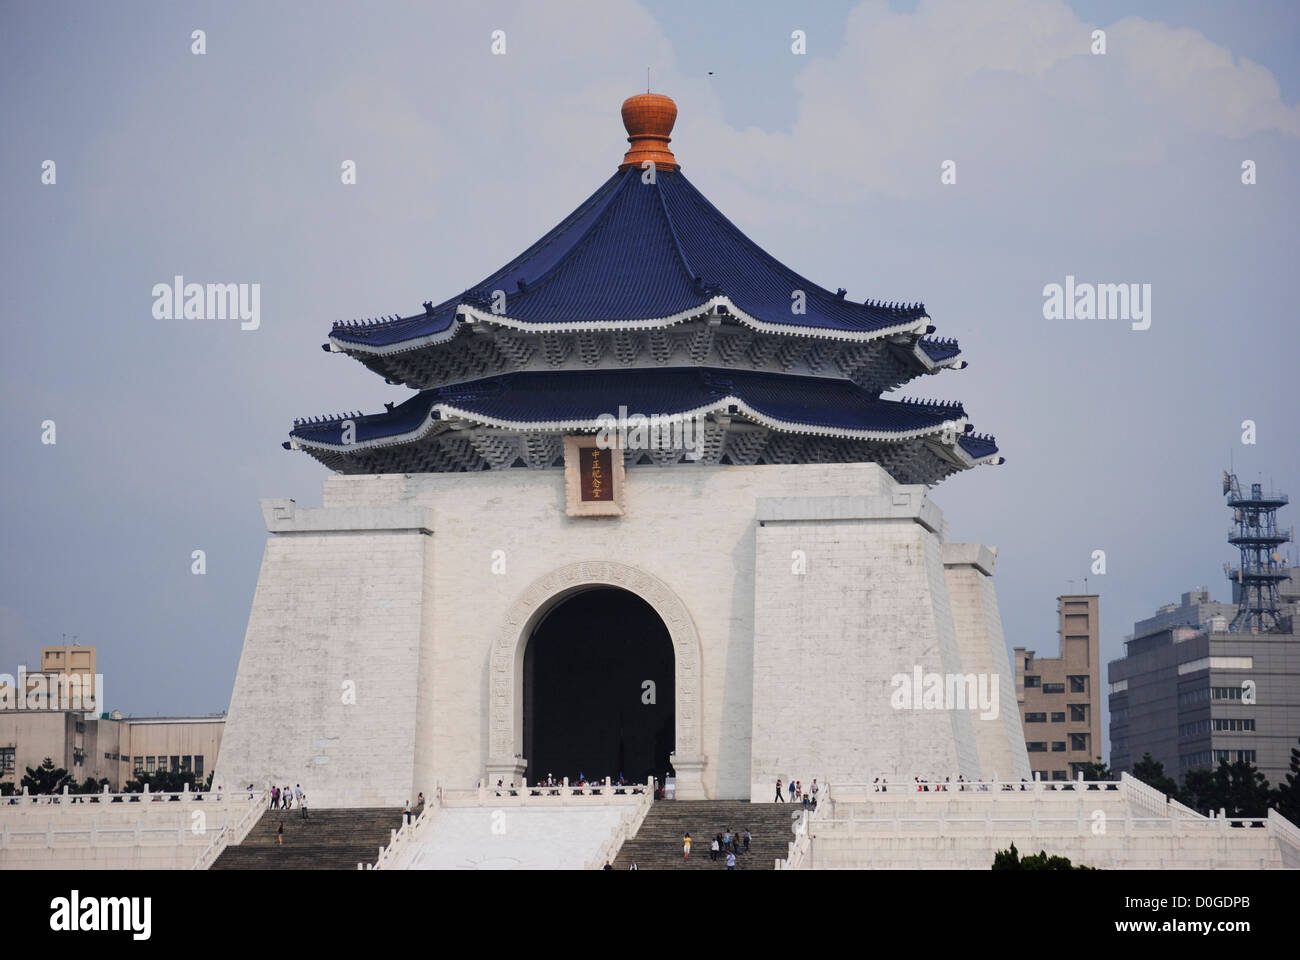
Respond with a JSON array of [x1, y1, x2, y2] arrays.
[[619, 93, 679, 172]]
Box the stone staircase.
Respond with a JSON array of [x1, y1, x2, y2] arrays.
[[211, 807, 405, 870], [611, 801, 801, 870]]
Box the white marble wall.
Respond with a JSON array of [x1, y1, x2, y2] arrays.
[[218, 461, 1015, 807], [213, 501, 431, 807], [749, 489, 980, 800], [943, 545, 1032, 780]]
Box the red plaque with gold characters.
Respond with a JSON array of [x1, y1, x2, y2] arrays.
[[564, 436, 625, 516], [580, 446, 614, 501]]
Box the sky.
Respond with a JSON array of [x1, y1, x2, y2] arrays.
[[1, 1, 1296, 759]]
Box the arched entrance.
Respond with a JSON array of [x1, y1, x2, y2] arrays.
[[486, 561, 707, 798], [523, 587, 674, 785]]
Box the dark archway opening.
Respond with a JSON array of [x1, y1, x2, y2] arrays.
[[523, 587, 675, 786]]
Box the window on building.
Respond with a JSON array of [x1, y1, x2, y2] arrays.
[[1051, 770, 1068, 781], [1025, 712, 1046, 723], [1050, 712, 1065, 723], [1070, 704, 1088, 722], [75, 721, 85, 734], [1068, 675, 1088, 693], [1179, 719, 1211, 737], [1024, 657, 1034, 671], [1069, 733, 1089, 752], [0, 747, 14, 774], [1211, 686, 1244, 701], [1214, 749, 1256, 764], [1043, 683, 1065, 695], [1024, 675, 1041, 688], [1051, 742, 1066, 752], [170, 756, 180, 773], [181, 756, 191, 772], [194, 756, 204, 777], [1213, 718, 1255, 732], [146, 756, 156, 772], [1027, 742, 1047, 752], [1069, 762, 1090, 779], [133, 756, 143, 772]]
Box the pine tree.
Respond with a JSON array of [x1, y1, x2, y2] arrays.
[[1131, 752, 1185, 802], [20, 757, 73, 795], [1272, 736, 1300, 826]]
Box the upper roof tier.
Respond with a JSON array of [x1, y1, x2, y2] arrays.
[[329, 95, 934, 362]]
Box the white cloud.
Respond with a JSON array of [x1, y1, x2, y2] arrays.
[[683, 0, 1299, 203]]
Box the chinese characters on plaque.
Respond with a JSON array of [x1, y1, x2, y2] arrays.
[[564, 436, 625, 516]]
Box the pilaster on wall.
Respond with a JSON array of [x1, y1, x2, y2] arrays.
[[213, 498, 434, 808], [749, 486, 979, 801], [943, 544, 1032, 781]]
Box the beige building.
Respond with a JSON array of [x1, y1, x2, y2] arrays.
[[2, 643, 225, 791], [120, 716, 225, 783], [0, 645, 99, 711], [1014, 594, 1103, 781], [0, 712, 224, 792]]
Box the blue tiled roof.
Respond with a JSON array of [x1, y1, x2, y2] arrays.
[[330, 168, 928, 349], [958, 433, 999, 460], [919, 337, 961, 363], [290, 368, 991, 451]]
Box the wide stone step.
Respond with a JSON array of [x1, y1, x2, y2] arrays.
[[611, 801, 800, 870], [211, 807, 405, 870]]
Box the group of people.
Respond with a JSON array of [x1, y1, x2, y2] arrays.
[[270, 783, 308, 819], [869, 776, 1036, 793], [682, 827, 751, 870], [518, 773, 642, 796], [403, 793, 425, 825], [774, 777, 818, 808]]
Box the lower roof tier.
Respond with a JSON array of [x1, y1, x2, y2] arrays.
[[287, 368, 1001, 484]]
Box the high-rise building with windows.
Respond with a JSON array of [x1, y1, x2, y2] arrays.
[[1108, 579, 1300, 789], [1108, 478, 1298, 791], [1014, 595, 1102, 781]]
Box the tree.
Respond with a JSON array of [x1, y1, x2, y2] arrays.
[[1184, 760, 1270, 818], [1273, 736, 1300, 827], [1130, 752, 1186, 803], [1080, 758, 1116, 781], [992, 841, 1095, 870], [1183, 767, 1220, 814], [72, 776, 109, 795], [20, 758, 74, 795], [1221, 760, 1270, 818], [123, 769, 207, 794]]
